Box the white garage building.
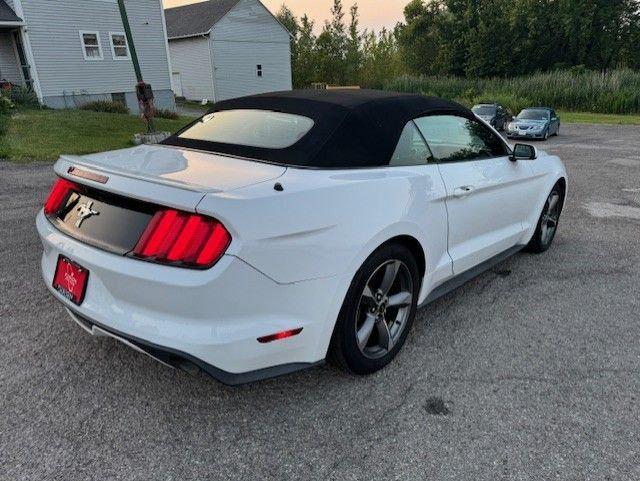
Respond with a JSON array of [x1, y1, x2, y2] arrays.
[[165, 0, 292, 103]]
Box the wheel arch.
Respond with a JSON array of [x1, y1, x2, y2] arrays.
[[375, 234, 427, 280]]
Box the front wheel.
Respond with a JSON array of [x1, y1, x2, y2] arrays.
[[329, 244, 420, 375], [527, 184, 564, 253]]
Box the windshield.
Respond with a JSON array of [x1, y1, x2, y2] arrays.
[[472, 105, 496, 116], [517, 109, 549, 121], [178, 109, 315, 149]]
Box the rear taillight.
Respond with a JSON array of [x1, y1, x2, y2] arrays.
[[44, 178, 80, 215], [133, 209, 231, 269]]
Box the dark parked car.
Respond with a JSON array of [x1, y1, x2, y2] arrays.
[[471, 103, 512, 131], [507, 107, 560, 140]]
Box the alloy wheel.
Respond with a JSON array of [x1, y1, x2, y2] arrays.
[[355, 260, 413, 359], [541, 190, 561, 245]]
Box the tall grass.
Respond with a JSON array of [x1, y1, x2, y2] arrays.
[[385, 69, 640, 114]]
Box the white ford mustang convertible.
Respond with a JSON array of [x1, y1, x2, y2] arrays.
[[37, 90, 567, 385]]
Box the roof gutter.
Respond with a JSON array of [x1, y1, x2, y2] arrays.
[[0, 20, 24, 27], [167, 30, 211, 41]]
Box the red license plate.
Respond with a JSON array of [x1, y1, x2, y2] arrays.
[[53, 256, 89, 305]]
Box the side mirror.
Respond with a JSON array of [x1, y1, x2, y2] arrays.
[[510, 143, 537, 161]]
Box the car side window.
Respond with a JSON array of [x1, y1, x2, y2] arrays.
[[389, 121, 434, 166], [414, 115, 509, 163]]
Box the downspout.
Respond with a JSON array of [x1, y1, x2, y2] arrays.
[[207, 31, 217, 103]]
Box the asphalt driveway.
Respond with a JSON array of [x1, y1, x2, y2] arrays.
[[1, 123, 639, 480]]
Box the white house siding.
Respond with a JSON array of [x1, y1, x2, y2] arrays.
[[20, 0, 174, 111], [169, 36, 214, 101], [0, 31, 22, 83], [210, 0, 291, 101]]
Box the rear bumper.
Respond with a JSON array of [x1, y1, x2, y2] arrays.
[[37, 211, 342, 383], [65, 309, 324, 385]]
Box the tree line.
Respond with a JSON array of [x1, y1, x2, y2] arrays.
[[276, 0, 640, 88]]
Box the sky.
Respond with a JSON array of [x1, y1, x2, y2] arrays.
[[164, 0, 407, 32]]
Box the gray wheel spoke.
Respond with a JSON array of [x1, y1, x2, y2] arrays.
[[357, 314, 376, 350], [548, 194, 560, 213], [541, 223, 549, 242], [388, 290, 412, 307], [361, 285, 376, 306], [376, 319, 394, 351], [379, 261, 400, 295]]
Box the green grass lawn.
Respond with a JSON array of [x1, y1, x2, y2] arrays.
[[0, 109, 194, 162], [558, 111, 640, 125]]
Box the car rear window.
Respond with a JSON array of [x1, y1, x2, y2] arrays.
[[472, 105, 496, 115], [177, 109, 315, 149]]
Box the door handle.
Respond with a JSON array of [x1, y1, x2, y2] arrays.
[[453, 185, 474, 198]]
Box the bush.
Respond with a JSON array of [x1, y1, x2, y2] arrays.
[[10, 86, 39, 108], [80, 100, 129, 114], [154, 108, 179, 120], [0, 95, 15, 115], [0, 114, 9, 136]]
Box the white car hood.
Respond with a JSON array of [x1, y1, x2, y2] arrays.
[[60, 145, 286, 193]]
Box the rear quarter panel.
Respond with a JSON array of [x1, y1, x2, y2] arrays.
[[196, 165, 451, 300]]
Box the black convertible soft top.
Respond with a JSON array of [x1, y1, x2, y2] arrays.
[[163, 89, 473, 168]]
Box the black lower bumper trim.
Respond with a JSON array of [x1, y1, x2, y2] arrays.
[[68, 310, 324, 386]]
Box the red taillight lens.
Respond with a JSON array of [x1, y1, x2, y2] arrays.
[[44, 178, 80, 215], [133, 209, 231, 268]]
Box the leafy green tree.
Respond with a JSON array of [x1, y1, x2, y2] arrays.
[[315, 0, 349, 84], [294, 14, 318, 87], [346, 4, 363, 84]]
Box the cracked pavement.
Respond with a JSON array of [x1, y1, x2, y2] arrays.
[[1, 123, 639, 480]]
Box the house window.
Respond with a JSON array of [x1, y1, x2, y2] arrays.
[[257, 64, 263, 77], [80, 31, 103, 60], [109, 32, 130, 60]]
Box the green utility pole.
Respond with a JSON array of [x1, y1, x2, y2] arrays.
[[117, 0, 142, 82], [117, 0, 156, 133]]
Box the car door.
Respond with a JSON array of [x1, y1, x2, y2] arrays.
[[414, 114, 540, 275], [550, 110, 560, 134], [388, 121, 453, 289], [496, 105, 506, 129]]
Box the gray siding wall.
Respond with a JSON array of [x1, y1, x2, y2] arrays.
[[168, 36, 214, 101], [210, 0, 291, 101], [0, 31, 22, 83], [21, 0, 173, 109]]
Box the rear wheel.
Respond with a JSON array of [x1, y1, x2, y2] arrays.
[[329, 244, 420, 375], [527, 183, 564, 253]]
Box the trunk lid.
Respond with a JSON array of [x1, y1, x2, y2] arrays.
[[60, 144, 286, 193], [49, 145, 284, 256]]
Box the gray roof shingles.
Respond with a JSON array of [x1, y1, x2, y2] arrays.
[[164, 0, 239, 39], [0, 0, 22, 23]]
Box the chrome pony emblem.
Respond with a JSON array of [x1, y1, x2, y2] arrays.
[[75, 201, 99, 227]]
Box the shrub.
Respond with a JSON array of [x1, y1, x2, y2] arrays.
[[0, 114, 9, 136], [80, 100, 129, 114], [10, 86, 39, 108], [154, 108, 179, 120], [0, 95, 15, 115]]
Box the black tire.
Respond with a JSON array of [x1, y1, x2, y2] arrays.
[[543, 129, 549, 141], [329, 244, 420, 375], [527, 182, 564, 253]]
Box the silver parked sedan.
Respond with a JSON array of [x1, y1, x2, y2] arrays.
[[506, 108, 560, 140]]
